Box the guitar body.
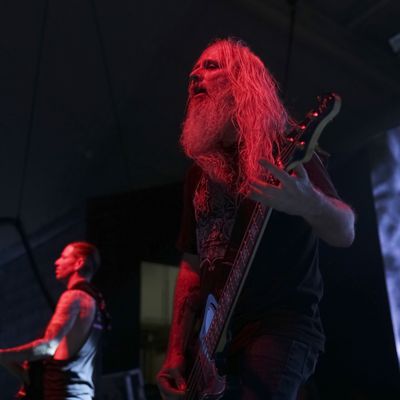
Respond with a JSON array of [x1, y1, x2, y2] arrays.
[[184, 294, 226, 400], [197, 294, 226, 399]]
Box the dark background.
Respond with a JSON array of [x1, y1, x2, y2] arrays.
[[0, 0, 399, 398]]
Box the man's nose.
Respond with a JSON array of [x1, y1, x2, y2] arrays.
[[189, 72, 202, 83]]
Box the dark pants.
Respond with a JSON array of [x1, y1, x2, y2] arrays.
[[222, 335, 319, 400]]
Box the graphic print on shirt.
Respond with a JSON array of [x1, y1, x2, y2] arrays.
[[194, 173, 238, 271]]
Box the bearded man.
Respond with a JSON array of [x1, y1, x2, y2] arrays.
[[0, 242, 109, 400], [157, 38, 355, 400]]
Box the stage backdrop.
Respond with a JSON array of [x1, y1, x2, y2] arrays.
[[370, 126, 400, 368]]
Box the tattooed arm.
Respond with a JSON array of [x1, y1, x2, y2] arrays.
[[0, 291, 81, 363], [157, 253, 201, 400]]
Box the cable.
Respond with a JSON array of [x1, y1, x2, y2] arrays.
[[283, 0, 298, 98], [88, 0, 134, 185], [13, 0, 55, 310], [16, 0, 49, 218], [0, 218, 55, 310]]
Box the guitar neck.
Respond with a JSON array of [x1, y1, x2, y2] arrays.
[[199, 92, 341, 359]]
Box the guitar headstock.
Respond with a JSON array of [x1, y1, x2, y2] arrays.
[[285, 93, 341, 171]]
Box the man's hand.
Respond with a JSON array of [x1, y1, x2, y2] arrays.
[[156, 354, 186, 400], [249, 160, 321, 217], [249, 159, 355, 247]]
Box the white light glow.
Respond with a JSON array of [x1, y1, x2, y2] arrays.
[[371, 126, 400, 367]]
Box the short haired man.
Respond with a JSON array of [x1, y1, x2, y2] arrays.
[[0, 241, 108, 400]]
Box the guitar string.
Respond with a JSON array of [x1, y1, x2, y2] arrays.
[[186, 353, 203, 399]]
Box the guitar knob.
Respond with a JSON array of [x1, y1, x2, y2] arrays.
[[296, 141, 305, 150]]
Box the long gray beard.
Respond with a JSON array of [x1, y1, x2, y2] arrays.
[[180, 94, 235, 184]]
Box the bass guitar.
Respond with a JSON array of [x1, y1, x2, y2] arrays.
[[183, 93, 342, 400]]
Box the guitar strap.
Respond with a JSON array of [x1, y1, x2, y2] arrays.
[[224, 196, 260, 265], [69, 281, 111, 331]]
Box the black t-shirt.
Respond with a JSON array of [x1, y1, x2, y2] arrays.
[[177, 154, 339, 352]]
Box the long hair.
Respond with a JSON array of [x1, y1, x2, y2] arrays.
[[208, 38, 291, 192]]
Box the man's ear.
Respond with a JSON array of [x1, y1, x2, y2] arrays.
[[74, 257, 85, 271]]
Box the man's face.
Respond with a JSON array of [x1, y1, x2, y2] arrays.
[[181, 44, 235, 161], [188, 45, 230, 102], [54, 245, 82, 282]]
